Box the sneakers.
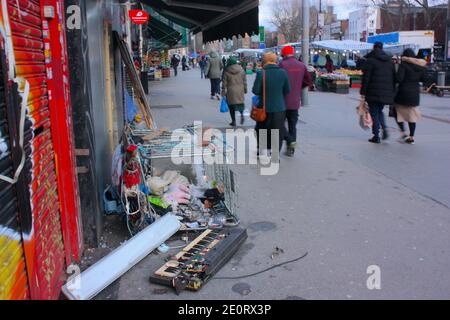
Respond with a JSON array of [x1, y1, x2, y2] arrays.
[[405, 137, 415, 145], [368, 136, 381, 144], [216, 94, 221, 101]]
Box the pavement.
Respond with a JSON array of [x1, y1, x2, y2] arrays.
[[98, 67, 450, 300]]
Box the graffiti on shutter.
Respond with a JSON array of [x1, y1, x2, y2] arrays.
[[1, 0, 66, 299]]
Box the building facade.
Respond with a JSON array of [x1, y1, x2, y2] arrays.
[[349, 7, 381, 42]]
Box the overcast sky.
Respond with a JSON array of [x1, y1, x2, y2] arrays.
[[259, 0, 352, 30]]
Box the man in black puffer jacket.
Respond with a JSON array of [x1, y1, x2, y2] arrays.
[[360, 42, 396, 144]]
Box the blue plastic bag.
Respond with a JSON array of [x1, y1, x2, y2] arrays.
[[220, 97, 229, 113], [252, 95, 260, 108]]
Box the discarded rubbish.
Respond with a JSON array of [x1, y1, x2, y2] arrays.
[[150, 228, 248, 294], [271, 247, 285, 260], [62, 213, 181, 300]]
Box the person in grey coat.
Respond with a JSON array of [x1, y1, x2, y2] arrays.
[[205, 50, 223, 100], [222, 57, 247, 126]]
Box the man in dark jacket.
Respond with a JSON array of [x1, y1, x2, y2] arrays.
[[279, 45, 312, 156], [360, 42, 396, 143], [171, 54, 180, 76]]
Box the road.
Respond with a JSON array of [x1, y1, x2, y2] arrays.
[[111, 67, 450, 300]]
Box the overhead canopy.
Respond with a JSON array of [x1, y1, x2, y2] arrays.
[[147, 17, 182, 47], [142, 0, 259, 42], [311, 40, 374, 54]]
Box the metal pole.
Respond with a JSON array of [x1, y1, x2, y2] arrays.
[[446, 0, 450, 61], [302, 0, 310, 106], [319, 0, 322, 41]]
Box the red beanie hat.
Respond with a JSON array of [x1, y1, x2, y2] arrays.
[[281, 46, 295, 57]]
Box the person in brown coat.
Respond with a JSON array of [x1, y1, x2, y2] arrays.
[[222, 57, 247, 126]]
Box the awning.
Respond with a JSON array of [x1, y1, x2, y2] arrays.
[[142, 0, 259, 42], [311, 40, 374, 54], [147, 17, 182, 47]]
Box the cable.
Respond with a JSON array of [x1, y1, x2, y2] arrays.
[[213, 252, 309, 280]]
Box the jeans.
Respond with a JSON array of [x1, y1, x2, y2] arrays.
[[285, 109, 299, 144], [210, 78, 221, 96], [368, 102, 387, 138], [200, 67, 205, 79], [173, 67, 178, 77]]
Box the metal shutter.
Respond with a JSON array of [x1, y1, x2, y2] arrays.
[[0, 45, 29, 300], [6, 0, 66, 299]]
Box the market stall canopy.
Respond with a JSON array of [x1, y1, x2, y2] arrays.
[[311, 40, 374, 54], [147, 17, 182, 47], [142, 0, 259, 42], [234, 48, 264, 54]]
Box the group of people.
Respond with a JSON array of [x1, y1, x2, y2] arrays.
[[170, 54, 198, 76], [219, 46, 312, 157], [360, 42, 427, 145]]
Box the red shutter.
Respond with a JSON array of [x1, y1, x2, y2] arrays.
[[5, 0, 66, 300]]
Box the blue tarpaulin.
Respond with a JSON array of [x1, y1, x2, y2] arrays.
[[125, 91, 137, 123], [368, 32, 400, 45]]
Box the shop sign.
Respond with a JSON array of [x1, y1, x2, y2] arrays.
[[129, 10, 149, 25]]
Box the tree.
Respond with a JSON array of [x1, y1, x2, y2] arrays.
[[413, 0, 447, 29], [269, 0, 303, 43]]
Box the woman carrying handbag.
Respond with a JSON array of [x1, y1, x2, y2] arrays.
[[252, 52, 291, 157]]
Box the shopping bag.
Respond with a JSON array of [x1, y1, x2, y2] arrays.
[[250, 71, 267, 123], [357, 99, 373, 130], [220, 97, 229, 113]]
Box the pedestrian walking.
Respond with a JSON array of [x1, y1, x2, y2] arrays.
[[325, 54, 334, 73], [360, 42, 396, 144], [252, 52, 291, 156], [394, 48, 427, 145], [279, 46, 312, 157], [222, 57, 247, 127], [182, 55, 187, 71], [171, 54, 180, 77], [205, 50, 223, 100], [199, 56, 206, 79]]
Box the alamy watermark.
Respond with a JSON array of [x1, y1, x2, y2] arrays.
[[366, 265, 382, 290], [170, 121, 281, 176]]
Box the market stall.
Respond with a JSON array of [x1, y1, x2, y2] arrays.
[[315, 72, 350, 94]]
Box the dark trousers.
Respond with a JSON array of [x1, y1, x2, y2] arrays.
[[210, 78, 221, 96], [200, 67, 205, 79], [368, 102, 387, 138], [256, 111, 287, 152], [173, 66, 178, 76], [229, 106, 243, 124], [285, 109, 299, 144]]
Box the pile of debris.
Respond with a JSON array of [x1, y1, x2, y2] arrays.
[[63, 124, 245, 299]]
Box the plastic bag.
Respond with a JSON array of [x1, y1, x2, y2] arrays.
[[356, 99, 373, 130], [220, 97, 229, 113]]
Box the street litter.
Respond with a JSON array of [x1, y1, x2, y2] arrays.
[[61, 213, 181, 300], [150, 228, 248, 294], [104, 123, 239, 235]]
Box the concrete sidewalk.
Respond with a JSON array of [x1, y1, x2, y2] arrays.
[[113, 68, 450, 300]]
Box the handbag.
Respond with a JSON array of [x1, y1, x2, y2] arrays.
[[250, 70, 267, 122], [357, 98, 373, 130], [220, 97, 229, 113]]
